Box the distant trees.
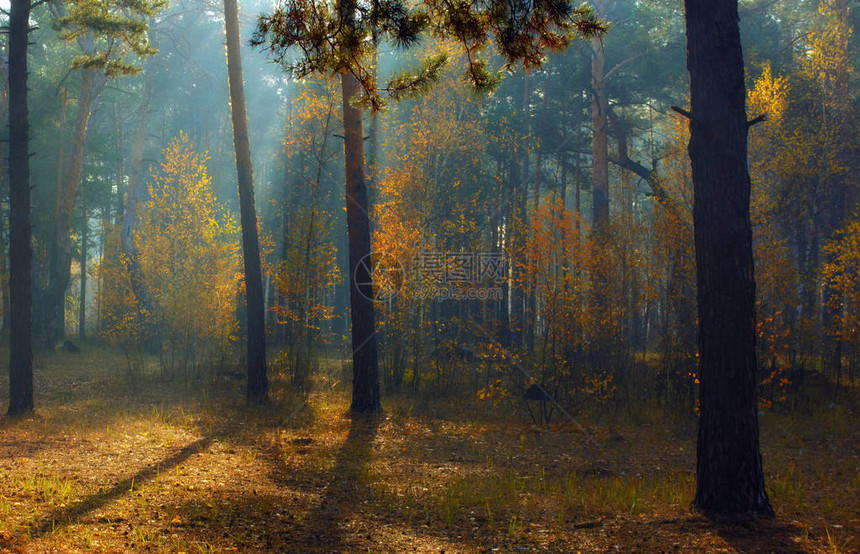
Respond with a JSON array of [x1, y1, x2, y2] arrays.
[[253, 0, 601, 412], [273, 78, 342, 388], [683, 0, 773, 517], [1, 0, 853, 458], [41, 0, 163, 346], [6, 0, 34, 415], [746, 0, 859, 388]]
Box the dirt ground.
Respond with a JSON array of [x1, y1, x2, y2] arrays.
[[0, 348, 857, 553]]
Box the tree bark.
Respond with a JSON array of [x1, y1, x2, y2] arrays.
[[341, 72, 381, 413], [590, 36, 609, 232], [7, 0, 33, 415], [78, 200, 87, 341], [589, 33, 611, 366], [224, 0, 269, 403], [685, 0, 773, 518], [0, 53, 10, 334]]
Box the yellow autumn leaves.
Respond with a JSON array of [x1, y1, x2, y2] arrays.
[[99, 133, 241, 376]]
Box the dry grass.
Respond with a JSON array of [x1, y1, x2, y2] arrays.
[[0, 345, 857, 552]]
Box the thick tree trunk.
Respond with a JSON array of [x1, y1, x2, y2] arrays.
[[7, 0, 33, 415], [224, 0, 268, 403], [685, 0, 773, 518], [341, 72, 381, 413]]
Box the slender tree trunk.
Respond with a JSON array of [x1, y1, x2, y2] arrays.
[[277, 166, 292, 345], [533, 68, 551, 210], [0, 194, 7, 334], [341, 71, 381, 413], [122, 57, 159, 350], [510, 74, 530, 350], [0, 56, 9, 333], [589, 34, 611, 366], [114, 101, 125, 222], [367, 42, 379, 198], [496, 161, 510, 346], [575, 153, 581, 231], [558, 154, 567, 207], [78, 200, 87, 341], [224, 0, 268, 403], [590, 36, 609, 232], [7, 0, 33, 415], [685, 0, 773, 518], [523, 72, 537, 353]]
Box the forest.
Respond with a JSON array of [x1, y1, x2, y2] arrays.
[[0, 0, 859, 550]]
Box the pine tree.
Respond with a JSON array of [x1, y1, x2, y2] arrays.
[[7, 0, 34, 415], [224, 0, 268, 403], [684, 0, 774, 518]]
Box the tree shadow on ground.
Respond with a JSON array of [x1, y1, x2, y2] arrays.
[[650, 514, 808, 553], [286, 412, 381, 551], [21, 431, 224, 541], [712, 517, 808, 554]]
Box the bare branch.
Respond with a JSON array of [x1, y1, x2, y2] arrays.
[[671, 105, 692, 119], [604, 49, 650, 81], [747, 113, 767, 127]]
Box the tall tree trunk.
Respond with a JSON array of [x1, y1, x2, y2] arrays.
[[122, 64, 157, 349], [0, 55, 9, 334], [0, 192, 7, 334], [114, 101, 125, 222], [509, 74, 530, 350], [367, 41, 379, 199], [533, 67, 551, 210], [43, 68, 104, 346], [341, 72, 381, 413], [575, 153, 581, 231], [496, 161, 511, 346], [685, 0, 773, 518], [589, 34, 611, 366], [224, 0, 268, 403], [590, 36, 609, 232], [277, 164, 292, 345], [78, 200, 87, 341], [7, 0, 33, 415]]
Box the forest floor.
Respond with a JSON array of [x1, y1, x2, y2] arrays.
[[0, 347, 858, 553]]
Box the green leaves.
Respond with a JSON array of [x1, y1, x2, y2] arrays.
[[252, 0, 604, 109], [384, 53, 448, 102], [53, 0, 165, 77]]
